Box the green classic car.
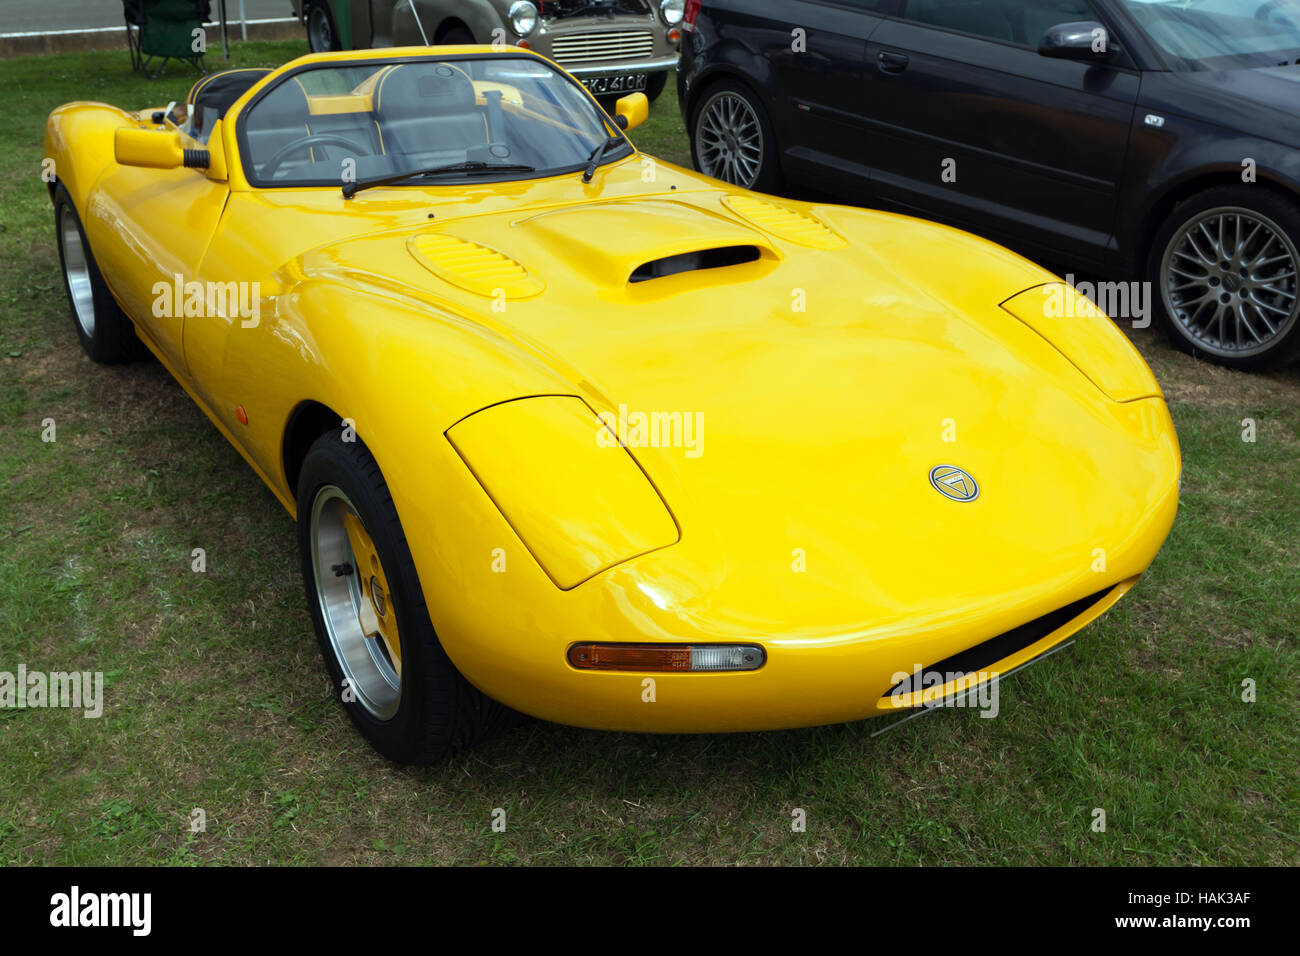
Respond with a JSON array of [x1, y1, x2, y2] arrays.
[[292, 0, 682, 101]]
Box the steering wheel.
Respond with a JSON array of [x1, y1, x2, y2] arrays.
[[261, 134, 368, 179]]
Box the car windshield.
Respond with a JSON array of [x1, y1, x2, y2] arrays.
[[1117, 0, 1300, 67], [239, 56, 627, 187]]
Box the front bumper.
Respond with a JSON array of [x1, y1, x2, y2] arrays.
[[402, 431, 1180, 734], [562, 55, 680, 76]]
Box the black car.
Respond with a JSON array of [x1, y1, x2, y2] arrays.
[[678, 0, 1300, 369]]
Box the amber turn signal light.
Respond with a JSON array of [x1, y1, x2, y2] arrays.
[[567, 643, 765, 672]]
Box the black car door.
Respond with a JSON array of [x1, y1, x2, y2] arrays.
[[861, 0, 1140, 268], [712, 0, 890, 189]]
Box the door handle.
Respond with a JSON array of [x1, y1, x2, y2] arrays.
[[877, 51, 910, 74]]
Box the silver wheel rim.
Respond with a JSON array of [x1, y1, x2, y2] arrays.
[[310, 485, 402, 720], [307, 7, 332, 52], [1161, 206, 1300, 358], [696, 91, 764, 188], [60, 205, 95, 338]]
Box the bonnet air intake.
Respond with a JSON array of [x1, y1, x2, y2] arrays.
[[629, 245, 762, 283], [883, 587, 1115, 699]]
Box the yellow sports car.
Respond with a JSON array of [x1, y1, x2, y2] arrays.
[[46, 47, 1179, 763]]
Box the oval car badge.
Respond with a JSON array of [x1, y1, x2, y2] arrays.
[[929, 465, 980, 503]]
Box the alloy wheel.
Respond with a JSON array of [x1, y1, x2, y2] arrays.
[[696, 91, 764, 188], [310, 485, 402, 720], [1160, 206, 1300, 358], [59, 205, 95, 338]]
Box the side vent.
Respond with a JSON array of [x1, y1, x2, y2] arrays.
[[407, 233, 544, 299], [723, 195, 846, 250], [629, 245, 762, 284]]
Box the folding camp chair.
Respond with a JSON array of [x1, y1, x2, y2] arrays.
[[124, 0, 213, 79]]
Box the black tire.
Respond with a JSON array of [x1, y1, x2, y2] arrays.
[[645, 71, 668, 103], [689, 77, 782, 193], [53, 184, 146, 364], [297, 430, 516, 764], [1148, 184, 1300, 370], [305, 1, 341, 53]]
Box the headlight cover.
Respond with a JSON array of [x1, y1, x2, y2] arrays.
[[660, 0, 686, 25], [508, 1, 539, 37], [1000, 283, 1162, 403], [447, 396, 680, 590]]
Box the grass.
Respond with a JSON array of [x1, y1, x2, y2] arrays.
[[0, 41, 1297, 866]]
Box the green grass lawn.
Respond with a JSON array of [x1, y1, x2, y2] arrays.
[[0, 41, 1296, 866]]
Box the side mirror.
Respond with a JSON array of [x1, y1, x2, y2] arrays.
[[614, 92, 649, 132], [1038, 20, 1118, 62], [114, 127, 209, 170]]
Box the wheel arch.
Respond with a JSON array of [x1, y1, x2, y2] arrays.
[[1134, 165, 1300, 276], [282, 399, 348, 501], [434, 17, 475, 43], [686, 61, 780, 130], [43, 102, 135, 216]]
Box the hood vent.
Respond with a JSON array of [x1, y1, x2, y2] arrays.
[[723, 195, 846, 250], [630, 245, 762, 284], [407, 233, 545, 299]]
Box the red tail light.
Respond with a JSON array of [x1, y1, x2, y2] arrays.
[[683, 0, 702, 32]]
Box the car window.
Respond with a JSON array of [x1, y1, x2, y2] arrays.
[[238, 56, 625, 187], [1116, 0, 1300, 67], [900, 0, 1099, 47]]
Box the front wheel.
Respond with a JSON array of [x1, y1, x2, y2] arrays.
[[689, 79, 782, 193], [1149, 185, 1300, 370], [297, 430, 515, 763], [54, 184, 146, 364], [645, 72, 668, 103], [305, 2, 341, 53]]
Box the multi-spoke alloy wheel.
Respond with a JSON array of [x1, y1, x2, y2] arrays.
[[1160, 207, 1299, 360], [692, 83, 776, 190], [310, 485, 402, 720], [1151, 186, 1300, 369]]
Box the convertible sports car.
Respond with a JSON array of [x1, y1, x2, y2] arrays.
[[45, 47, 1179, 763]]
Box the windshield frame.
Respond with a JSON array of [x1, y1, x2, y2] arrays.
[[234, 52, 634, 190]]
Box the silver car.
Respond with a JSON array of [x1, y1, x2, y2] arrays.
[[293, 0, 682, 101]]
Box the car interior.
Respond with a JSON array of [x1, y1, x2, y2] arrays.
[[229, 60, 616, 186]]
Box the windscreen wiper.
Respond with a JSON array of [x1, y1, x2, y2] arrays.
[[343, 161, 536, 199], [582, 135, 625, 184]]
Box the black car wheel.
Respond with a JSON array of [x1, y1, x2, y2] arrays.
[[298, 430, 517, 764], [690, 79, 781, 192], [306, 2, 341, 53], [54, 184, 146, 364], [645, 72, 668, 103], [1150, 185, 1300, 370]]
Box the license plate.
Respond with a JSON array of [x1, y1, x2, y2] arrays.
[[580, 73, 648, 95]]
